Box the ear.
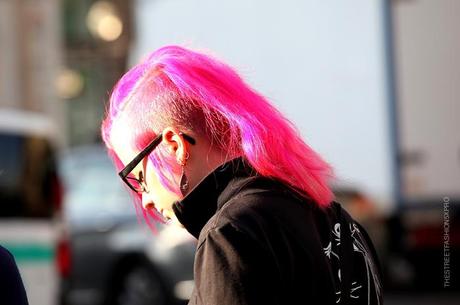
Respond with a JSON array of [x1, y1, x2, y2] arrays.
[[162, 127, 188, 164]]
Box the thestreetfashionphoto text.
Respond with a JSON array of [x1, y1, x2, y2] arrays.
[[443, 196, 450, 288]]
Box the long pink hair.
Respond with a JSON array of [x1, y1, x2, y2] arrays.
[[101, 45, 335, 224]]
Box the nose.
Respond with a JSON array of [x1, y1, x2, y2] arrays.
[[141, 193, 155, 210]]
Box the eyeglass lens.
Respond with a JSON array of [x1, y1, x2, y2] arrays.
[[125, 171, 147, 193]]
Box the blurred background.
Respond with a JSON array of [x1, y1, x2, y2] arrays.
[[0, 0, 459, 304]]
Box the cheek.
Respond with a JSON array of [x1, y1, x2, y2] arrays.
[[145, 159, 182, 203]]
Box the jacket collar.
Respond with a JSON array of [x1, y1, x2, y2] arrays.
[[172, 156, 258, 239]]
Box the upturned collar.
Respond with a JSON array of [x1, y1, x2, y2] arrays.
[[172, 156, 258, 239]]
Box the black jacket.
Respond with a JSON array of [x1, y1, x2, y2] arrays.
[[0, 245, 29, 305], [173, 157, 383, 305]]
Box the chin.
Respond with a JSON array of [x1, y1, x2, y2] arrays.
[[169, 216, 184, 228]]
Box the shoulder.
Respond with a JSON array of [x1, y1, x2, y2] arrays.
[[0, 245, 17, 270], [198, 180, 321, 249], [0, 245, 29, 305]]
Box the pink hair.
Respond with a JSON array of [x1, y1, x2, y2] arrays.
[[101, 45, 335, 224]]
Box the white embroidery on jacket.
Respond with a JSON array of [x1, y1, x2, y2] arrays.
[[323, 222, 382, 305], [350, 223, 382, 305]]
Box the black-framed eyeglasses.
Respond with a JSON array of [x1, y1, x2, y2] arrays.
[[118, 131, 196, 193]]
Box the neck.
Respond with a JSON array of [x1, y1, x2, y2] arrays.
[[172, 156, 255, 238], [184, 142, 240, 197]]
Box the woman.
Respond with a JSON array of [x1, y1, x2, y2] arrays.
[[101, 45, 383, 304]]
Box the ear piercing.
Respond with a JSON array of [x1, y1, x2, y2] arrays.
[[179, 151, 190, 195]]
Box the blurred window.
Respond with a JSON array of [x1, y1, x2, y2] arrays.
[[0, 133, 58, 218], [60, 147, 135, 224]]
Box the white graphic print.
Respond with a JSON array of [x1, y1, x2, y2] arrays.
[[323, 222, 382, 305], [350, 223, 382, 305]]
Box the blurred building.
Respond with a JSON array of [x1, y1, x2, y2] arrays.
[[0, 0, 133, 148], [62, 0, 133, 147], [0, 0, 65, 146]]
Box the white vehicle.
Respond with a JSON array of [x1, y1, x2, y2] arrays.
[[0, 108, 62, 305]]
